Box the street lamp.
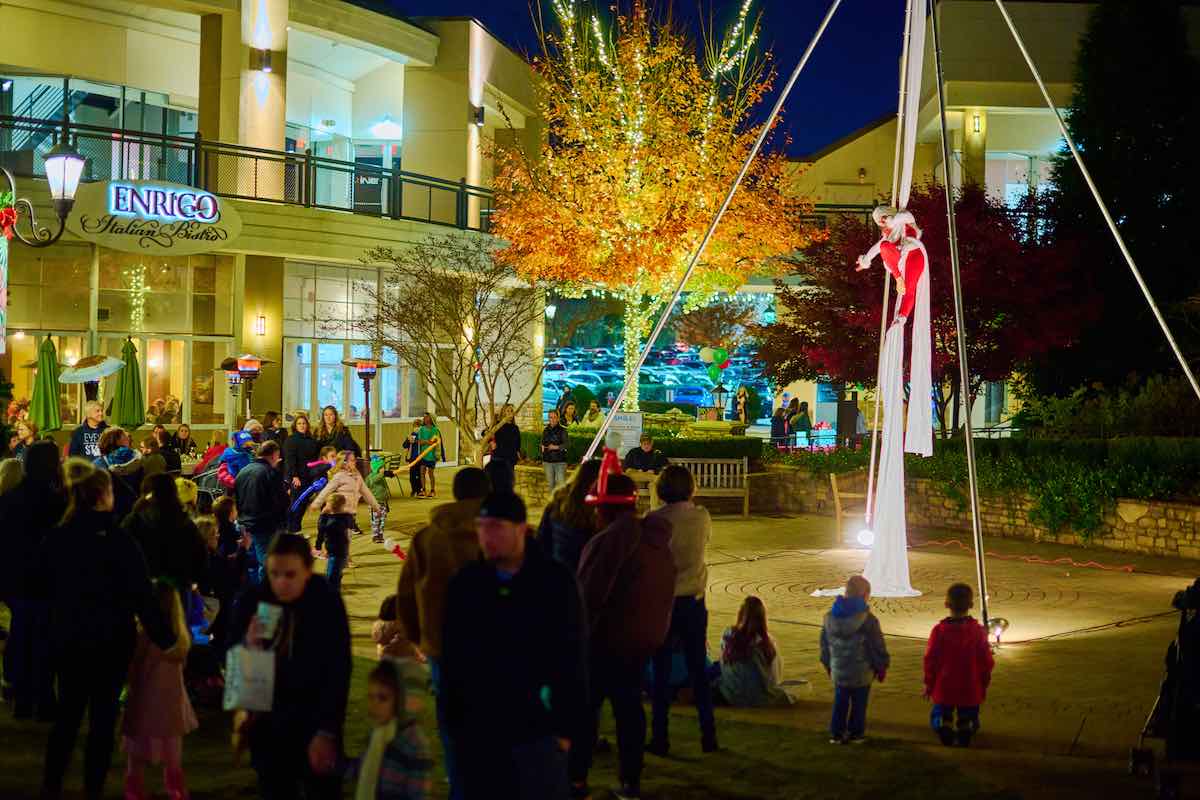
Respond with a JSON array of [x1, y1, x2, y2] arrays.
[[220, 354, 273, 425], [1, 128, 84, 247], [343, 357, 391, 464], [711, 383, 730, 417]]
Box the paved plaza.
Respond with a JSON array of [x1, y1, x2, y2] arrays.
[[341, 477, 1197, 768]]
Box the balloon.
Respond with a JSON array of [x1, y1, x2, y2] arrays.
[[707, 364, 721, 382], [718, 358, 731, 370], [712, 347, 728, 364], [699, 347, 715, 363]]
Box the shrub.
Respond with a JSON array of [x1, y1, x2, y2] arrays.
[[639, 401, 699, 416], [520, 430, 762, 465]]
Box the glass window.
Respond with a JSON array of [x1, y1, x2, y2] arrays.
[[190, 255, 235, 335], [406, 360, 428, 418], [284, 341, 313, 416], [380, 348, 402, 419], [145, 339, 185, 425], [5, 244, 90, 330], [316, 343, 345, 412], [191, 340, 231, 425], [348, 344, 370, 420], [1, 332, 39, 420]]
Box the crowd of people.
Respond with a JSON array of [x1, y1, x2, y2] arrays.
[[0, 399, 998, 800]]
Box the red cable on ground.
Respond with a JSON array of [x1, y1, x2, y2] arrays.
[[911, 538, 1136, 573]]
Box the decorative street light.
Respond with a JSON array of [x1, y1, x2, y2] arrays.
[[711, 383, 730, 417], [343, 357, 391, 464], [1, 128, 85, 247]]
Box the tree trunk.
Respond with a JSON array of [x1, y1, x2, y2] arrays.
[[621, 301, 648, 412]]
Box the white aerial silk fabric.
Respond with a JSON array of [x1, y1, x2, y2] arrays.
[[901, 237, 933, 457]]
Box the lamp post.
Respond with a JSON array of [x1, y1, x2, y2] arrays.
[[343, 357, 391, 464], [711, 383, 730, 419], [1, 126, 85, 247], [220, 354, 273, 426]]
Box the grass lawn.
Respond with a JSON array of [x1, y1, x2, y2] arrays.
[[0, 643, 1140, 800]]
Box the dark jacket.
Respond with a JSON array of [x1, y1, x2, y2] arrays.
[[819, 595, 890, 688], [623, 446, 668, 473], [537, 505, 596, 574], [541, 424, 567, 464], [170, 433, 198, 458], [0, 478, 67, 600], [159, 446, 182, 475], [96, 447, 145, 522], [491, 422, 521, 463], [924, 616, 994, 707], [35, 509, 176, 657], [68, 420, 108, 460], [234, 457, 289, 534], [577, 512, 676, 666], [442, 541, 587, 748], [284, 432, 321, 486], [229, 574, 352, 743], [319, 428, 361, 460], [316, 512, 355, 558], [122, 505, 207, 591]]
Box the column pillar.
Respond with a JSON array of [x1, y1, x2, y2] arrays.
[[237, 0, 288, 198], [962, 107, 987, 188]]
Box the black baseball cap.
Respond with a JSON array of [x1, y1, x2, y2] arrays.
[[477, 491, 527, 524]]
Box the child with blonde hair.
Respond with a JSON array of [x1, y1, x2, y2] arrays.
[[122, 580, 198, 799]]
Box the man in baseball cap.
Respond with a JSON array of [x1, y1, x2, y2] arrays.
[[440, 491, 588, 799]]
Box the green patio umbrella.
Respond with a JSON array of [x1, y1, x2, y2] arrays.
[[110, 337, 145, 429], [28, 337, 63, 432]]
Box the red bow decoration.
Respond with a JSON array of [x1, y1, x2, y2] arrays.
[[0, 206, 17, 241], [585, 447, 637, 506]]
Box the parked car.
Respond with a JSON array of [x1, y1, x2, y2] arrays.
[[545, 359, 568, 372], [670, 385, 707, 405]]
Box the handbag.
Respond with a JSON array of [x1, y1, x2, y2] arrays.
[[223, 645, 275, 712]]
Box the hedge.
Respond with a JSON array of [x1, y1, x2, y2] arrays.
[[520, 430, 763, 465]]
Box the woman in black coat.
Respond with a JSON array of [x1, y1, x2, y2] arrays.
[[283, 413, 321, 532], [121, 473, 207, 596], [314, 405, 362, 474], [0, 440, 67, 719], [37, 465, 177, 800]]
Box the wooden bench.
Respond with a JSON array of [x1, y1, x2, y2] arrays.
[[636, 457, 751, 517], [830, 469, 869, 546]]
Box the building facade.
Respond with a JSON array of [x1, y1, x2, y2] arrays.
[[0, 0, 544, 459]]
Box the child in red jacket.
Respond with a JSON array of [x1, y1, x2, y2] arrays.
[[923, 583, 995, 746]]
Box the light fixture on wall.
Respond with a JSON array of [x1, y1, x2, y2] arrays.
[[470, 104, 485, 128], [857, 167, 867, 184], [251, 48, 273, 73], [1, 80, 11, 92], [369, 114, 404, 140], [255, 314, 267, 336], [972, 112, 982, 134]]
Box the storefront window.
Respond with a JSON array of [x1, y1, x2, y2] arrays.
[[99, 251, 233, 335], [285, 262, 376, 340], [406, 361, 428, 418], [0, 332, 86, 426], [190, 340, 231, 425], [316, 343, 345, 411], [5, 244, 90, 331], [284, 341, 313, 415]]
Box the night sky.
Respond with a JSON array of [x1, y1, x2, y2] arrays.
[[384, 0, 906, 157]]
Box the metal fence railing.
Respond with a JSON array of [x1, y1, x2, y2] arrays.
[[0, 115, 494, 233]]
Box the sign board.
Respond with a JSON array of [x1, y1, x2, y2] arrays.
[[607, 411, 644, 455], [67, 180, 242, 255]]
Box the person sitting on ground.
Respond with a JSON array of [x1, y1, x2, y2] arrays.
[[622, 434, 668, 474], [648, 464, 718, 756], [393, 467, 492, 796], [923, 583, 994, 748], [442, 491, 587, 799], [820, 575, 890, 745], [572, 465, 676, 800], [714, 595, 794, 707], [537, 459, 602, 573], [315, 493, 354, 591], [69, 400, 108, 460], [228, 533, 352, 799], [346, 658, 433, 800]]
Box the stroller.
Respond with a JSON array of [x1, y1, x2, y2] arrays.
[[1131, 578, 1200, 799]]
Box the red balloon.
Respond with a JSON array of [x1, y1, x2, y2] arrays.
[[719, 358, 731, 369]]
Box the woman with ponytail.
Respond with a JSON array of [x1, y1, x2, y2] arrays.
[[37, 463, 179, 800]]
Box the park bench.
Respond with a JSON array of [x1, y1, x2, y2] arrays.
[[830, 469, 869, 546], [636, 457, 750, 517]]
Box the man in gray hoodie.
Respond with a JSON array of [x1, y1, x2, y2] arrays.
[[819, 575, 890, 744]]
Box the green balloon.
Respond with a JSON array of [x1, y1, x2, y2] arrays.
[[712, 347, 728, 364], [707, 364, 721, 382]]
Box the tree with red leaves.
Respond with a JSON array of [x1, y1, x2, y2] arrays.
[[755, 182, 1096, 434]]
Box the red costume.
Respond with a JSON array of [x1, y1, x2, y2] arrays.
[[923, 616, 994, 706], [857, 210, 926, 323]]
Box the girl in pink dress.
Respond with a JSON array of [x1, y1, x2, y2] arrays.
[[122, 581, 198, 800]]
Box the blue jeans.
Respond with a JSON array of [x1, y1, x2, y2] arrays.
[[931, 704, 980, 738], [325, 556, 345, 590], [250, 529, 275, 584], [651, 595, 716, 745], [543, 461, 567, 492], [831, 685, 870, 739], [429, 658, 463, 800]]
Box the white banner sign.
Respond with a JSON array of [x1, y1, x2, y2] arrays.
[[608, 411, 644, 455]]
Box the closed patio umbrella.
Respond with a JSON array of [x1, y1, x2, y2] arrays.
[[110, 337, 145, 429], [28, 337, 63, 432]]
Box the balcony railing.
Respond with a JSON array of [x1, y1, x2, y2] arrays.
[[0, 115, 494, 233]]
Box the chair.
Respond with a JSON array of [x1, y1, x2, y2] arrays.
[[830, 469, 869, 547]]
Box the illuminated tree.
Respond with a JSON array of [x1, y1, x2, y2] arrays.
[[490, 0, 813, 408]]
